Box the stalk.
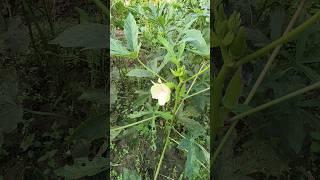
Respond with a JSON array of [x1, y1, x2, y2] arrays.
[[235, 11, 320, 67], [137, 58, 167, 82], [245, 0, 306, 104], [211, 0, 320, 172], [154, 63, 209, 179], [154, 82, 182, 180], [211, 81, 320, 166], [111, 116, 159, 132], [211, 65, 232, 132]]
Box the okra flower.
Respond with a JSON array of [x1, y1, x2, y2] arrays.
[[150, 78, 171, 106]]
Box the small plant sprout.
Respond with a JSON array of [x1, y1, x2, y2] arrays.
[[150, 78, 171, 106]]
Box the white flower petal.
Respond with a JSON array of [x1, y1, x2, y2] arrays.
[[150, 81, 171, 106]]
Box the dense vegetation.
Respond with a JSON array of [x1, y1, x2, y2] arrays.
[[110, 0, 210, 179], [1, 0, 108, 179], [0, 0, 319, 180], [211, 0, 320, 179]]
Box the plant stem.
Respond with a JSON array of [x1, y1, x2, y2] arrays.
[[23, 109, 72, 119], [176, 63, 207, 115], [212, 0, 310, 168], [184, 87, 210, 100], [211, 65, 232, 132], [211, 81, 320, 166], [154, 81, 183, 179], [111, 116, 158, 132], [185, 65, 210, 82], [245, 0, 306, 104], [154, 126, 172, 180], [154, 62, 210, 179], [235, 11, 320, 67], [187, 63, 206, 94], [137, 58, 167, 82], [234, 82, 320, 121]]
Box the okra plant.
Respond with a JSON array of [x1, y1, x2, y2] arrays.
[[211, 1, 320, 176], [111, 0, 210, 179]]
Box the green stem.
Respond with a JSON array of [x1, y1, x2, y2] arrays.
[[211, 65, 232, 132], [185, 65, 210, 82], [211, 81, 320, 166], [175, 63, 208, 115], [235, 12, 320, 67], [154, 127, 172, 180], [154, 81, 183, 179], [23, 109, 72, 119], [244, 0, 306, 104], [137, 58, 167, 82], [154, 62, 209, 179], [111, 116, 158, 132], [173, 82, 183, 113], [184, 87, 210, 100]]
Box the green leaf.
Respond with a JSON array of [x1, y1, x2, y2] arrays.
[[74, 7, 91, 23], [124, 13, 140, 52], [177, 42, 186, 59], [275, 110, 306, 154], [38, 149, 58, 162], [0, 17, 30, 53], [227, 12, 241, 31], [49, 23, 107, 49], [71, 113, 107, 142], [295, 32, 308, 61], [230, 26, 247, 57], [111, 129, 122, 141], [155, 111, 173, 120], [20, 134, 35, 151], [222, 31, 235, 46], [296, 64, 320, 82], [0, 98, 23, 133], [122, 168, 142, 180], [297, 98, 320, 108], [55, 157, 108, 179], [158, 36, 176, 61], [111, 38, 136, 58], [311, 142, 320, 153], [234, 140, 289, 177], [310, 132, 320, 141], [183, 29, 209, 56], [128, 111, 153, 118], [246, 28, 270, 47], [300, 50, 320, 63], [126, 69, 153, 78], [270, 6, 285, 40], [223, 69, 244, 109], [79, 88, 107, 104], [0, 69, 23, 146], [178, 138, 200, 179], [177, 113, 205, 138], [132, 93, 149, 109]]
